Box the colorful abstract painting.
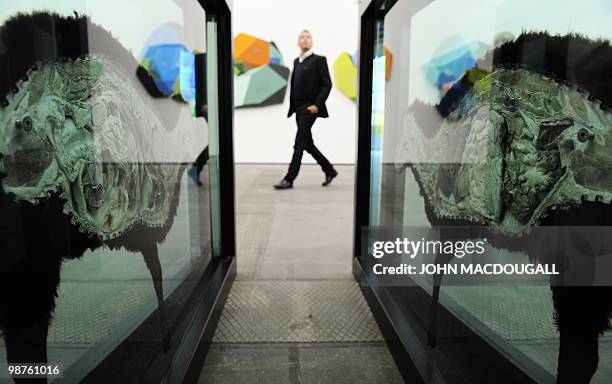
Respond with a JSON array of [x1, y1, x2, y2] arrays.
[[234, 33, 289, 108]]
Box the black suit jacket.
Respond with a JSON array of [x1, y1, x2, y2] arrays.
[[287, 54, 332, 118]]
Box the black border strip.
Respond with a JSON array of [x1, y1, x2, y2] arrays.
[[201, 0, 236, 259], [352, 0, 375, 261], [353, 0, 398, 260]]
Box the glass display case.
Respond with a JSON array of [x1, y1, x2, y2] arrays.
[[355, 1, 612, 383], [0, 1, 235, 382]]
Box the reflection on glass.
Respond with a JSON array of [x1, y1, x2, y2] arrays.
[[206, 17, 223, 257], [371, 0, 612, 382], [0, 2, 211, 382], [369, 20, 386, 227]]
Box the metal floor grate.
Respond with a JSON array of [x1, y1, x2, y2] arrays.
[[235, 211, 272, 280], [213, 281, 383, 343]]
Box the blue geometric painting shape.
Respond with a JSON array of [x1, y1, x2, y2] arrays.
[[179, 50, 196, 104], [425, 40, 488, 89], [143, 44, 188, 96]]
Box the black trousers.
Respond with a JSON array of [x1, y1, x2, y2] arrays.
[[285, 108, 334, 182], [195, 146, 209, 175]]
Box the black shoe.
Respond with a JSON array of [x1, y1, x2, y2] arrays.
[[322, 170, 338, 186], [274, 179, 293, 190]]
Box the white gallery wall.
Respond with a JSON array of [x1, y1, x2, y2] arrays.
[[233, 0, 359, 164]]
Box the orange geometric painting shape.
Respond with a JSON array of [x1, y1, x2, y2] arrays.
[[235, 33, 270, 69], [384, 47, 393, 81]]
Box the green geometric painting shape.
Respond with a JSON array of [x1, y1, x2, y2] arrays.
[[234, 73, 250, 106], [235, 64, 289, 107], [234, 60, 249, 76], [269, 42, 284, 66]]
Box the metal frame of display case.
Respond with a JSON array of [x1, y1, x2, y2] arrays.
[[353, 1, 554, 383], [181, 1, 237, 381], [75, 0, 237, 383]]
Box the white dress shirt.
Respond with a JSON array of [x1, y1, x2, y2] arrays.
[[298, 49, 313, 63]]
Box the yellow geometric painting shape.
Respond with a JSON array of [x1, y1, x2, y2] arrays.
[[333, 52, 357, 101], [235, 33, 270, 69]]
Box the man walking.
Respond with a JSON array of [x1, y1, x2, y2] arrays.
[[274, 30, 338, 190]]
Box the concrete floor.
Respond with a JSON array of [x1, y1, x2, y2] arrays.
[[199, 343, 403, 384], [198, 164, 404, 384], [233, 164, 355, 281]]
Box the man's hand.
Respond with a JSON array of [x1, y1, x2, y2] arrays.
[[307, 105, 319, 114]]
